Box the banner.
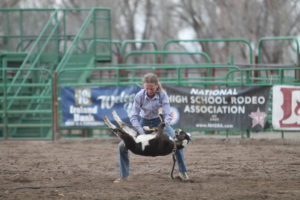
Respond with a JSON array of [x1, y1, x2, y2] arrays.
[[60, 85, 270, 131], [272, 85, 300, 130], [164, 85, 271, 131], [60, 86, 141, 127]]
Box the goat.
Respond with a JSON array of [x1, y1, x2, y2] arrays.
[[102, 110, 191, 157]]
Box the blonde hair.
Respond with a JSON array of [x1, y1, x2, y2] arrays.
[[143, 73, 163, 93]]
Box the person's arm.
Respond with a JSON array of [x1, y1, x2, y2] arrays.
[[130, 93, 145, 134], [161, 91, 172, 125]]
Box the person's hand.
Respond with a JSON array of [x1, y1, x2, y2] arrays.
[[159, 121, 166, 128], [164, 121, 170, 126], [137, 127, 145, 135]]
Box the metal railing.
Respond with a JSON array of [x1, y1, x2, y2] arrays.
[[257, 36, 300, 64], [1, 68, 52, 139], [5, 10, 60, 109], [0, 8, 112, 139], [124, 50, 211, 64], [163, 38, 253, 64]]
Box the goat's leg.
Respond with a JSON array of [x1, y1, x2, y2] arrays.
[[102, 115, 117, 129], [112, 110, 137, 137], [102, 115, 127, 138], [102, 115, 121, 137]]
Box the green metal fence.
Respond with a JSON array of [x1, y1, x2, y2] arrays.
[[0, 67, 52, 139], [257, 36, 300, 64], [0, 8, 56, 52], [163, 38, 254, 64], [117, 38, 252, 65], [0, 8, 112, 139], [124, 51, 211, 64], [0, 8, 112, 59], [2, 62, 300, 139], [1, 8, 300, 139]]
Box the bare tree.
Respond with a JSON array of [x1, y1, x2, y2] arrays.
[[1, 0, 299, 65], [113, 0, 157, 63], [168, 0, 300, 65], [256, 0, 300, 64]]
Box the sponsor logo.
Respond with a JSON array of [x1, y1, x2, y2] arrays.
[[248, 107, 267, 128], [75, 88, 92, 106], [279, 87, 300, 127], [170, 106, 180, 125]]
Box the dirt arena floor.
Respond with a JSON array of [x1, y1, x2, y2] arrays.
[[1, 136, 300, 200]]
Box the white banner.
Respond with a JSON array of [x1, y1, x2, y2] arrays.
[[272, 85, 300, 130]]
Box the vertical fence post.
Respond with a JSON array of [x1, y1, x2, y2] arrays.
[[296, 54, 300, 82], [52, 72, 59, 141], [253, 55, 259, 83], [281, 131, 284, 139], [2, 55, 8, 139]]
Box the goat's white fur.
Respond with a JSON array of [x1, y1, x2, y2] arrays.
[[112, 110, 137, 137], [104, 111, 158, 151]]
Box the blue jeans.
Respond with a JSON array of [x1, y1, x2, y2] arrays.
[[117, 117, 187, 178]]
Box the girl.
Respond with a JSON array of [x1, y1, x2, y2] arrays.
[[114, 73, 189, 182]]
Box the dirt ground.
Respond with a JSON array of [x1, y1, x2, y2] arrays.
[[1, 136, 300, 200]]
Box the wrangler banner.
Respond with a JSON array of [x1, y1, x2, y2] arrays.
[[164, 85, 271, 131], [60, 86, 141, 127]]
